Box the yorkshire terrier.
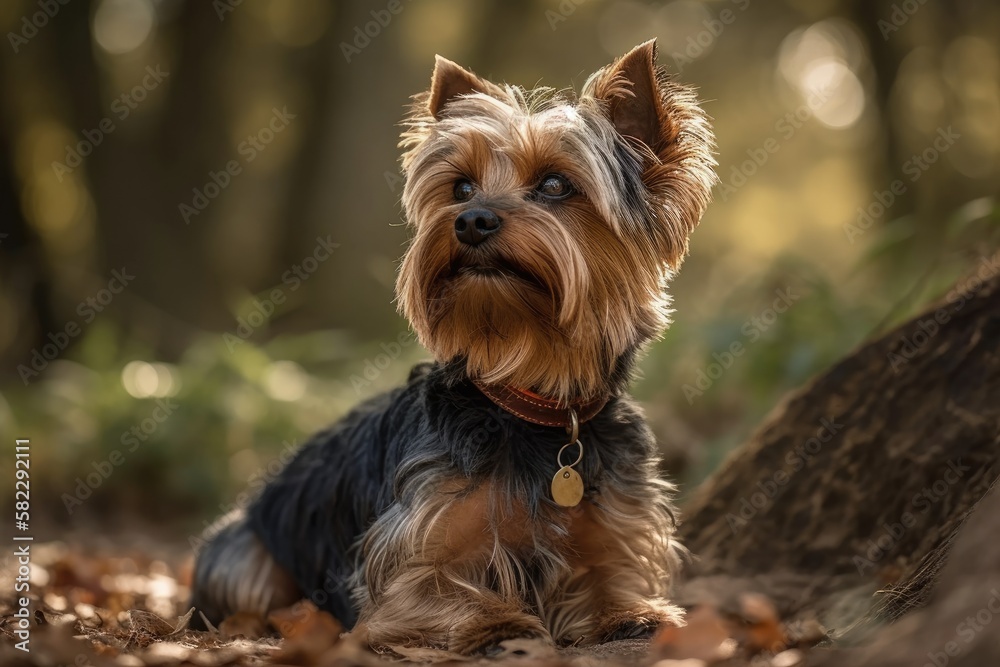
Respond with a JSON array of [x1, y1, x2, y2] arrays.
[[191, 39, 715, 654]]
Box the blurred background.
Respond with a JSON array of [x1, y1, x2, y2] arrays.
[[0, 0, 998, 535]]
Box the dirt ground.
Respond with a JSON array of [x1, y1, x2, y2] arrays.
[[0, 535, 824, 667]]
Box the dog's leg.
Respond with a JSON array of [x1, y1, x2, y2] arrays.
[[360, 560, 549, 655], [356, 480, 552, 654], [544, 485, 684, 645], [190, 510, 300, 626]]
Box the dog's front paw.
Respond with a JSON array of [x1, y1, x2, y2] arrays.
[[449, 614, 552, 656], [603, 618, 660, 641], [591, 604, 685, 644]]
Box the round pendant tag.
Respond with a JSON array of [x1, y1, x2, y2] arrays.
[[551, 466, 584, 507]]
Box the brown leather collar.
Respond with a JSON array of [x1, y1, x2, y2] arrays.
[[472, 381, 609, 429]]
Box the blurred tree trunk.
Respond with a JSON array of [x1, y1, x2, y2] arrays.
[[815, 481, 1000, 666], [0, 119, 56, 360], [848, 0, 987, 293], [276, 27, 339, 282], [48, 0, 233, 357], [679, 257, 1000, 632]]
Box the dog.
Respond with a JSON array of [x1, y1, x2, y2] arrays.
[[190, 39, 716, 655]]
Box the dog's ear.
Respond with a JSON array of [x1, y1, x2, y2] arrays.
[[584, 40, 717, 269], [428, 56, 504, 120], [583, 39, 672, 155]]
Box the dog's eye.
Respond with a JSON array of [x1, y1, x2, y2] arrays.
[[453, 180, 475, 202], [536, 174, 573, 200]]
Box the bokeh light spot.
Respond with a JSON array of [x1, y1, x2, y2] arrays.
[[92, 0, 156, 55], [121, 360, 177, 398], [264, 360, 308, 402]]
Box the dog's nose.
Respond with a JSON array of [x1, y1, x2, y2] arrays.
[[454, 209, 501, 246]]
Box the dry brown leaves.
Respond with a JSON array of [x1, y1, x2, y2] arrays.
[[1, 542, 828, 666], [650, 594, 828, 667]]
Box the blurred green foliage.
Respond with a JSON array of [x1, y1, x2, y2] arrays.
[[3, 197, 996, 524], [2, 316, 428, 527], [636, 196, 999, 485], [1, 0, 999, 528]]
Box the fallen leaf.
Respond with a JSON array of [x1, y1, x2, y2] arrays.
[[140, 641, 193, 665], [125, 609, 176, 640], [268, 600, 341, 640], [772, 648, 804, 666], [267, 601, 345, 664], [737, 593, 786, 654], [651, 606, 737, 662], [219, 611, 268, 639], [167, 606, 196, 636], [785, 617, 827, 647]]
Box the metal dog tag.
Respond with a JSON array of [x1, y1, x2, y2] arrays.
[[552, 412, 585, 507], [551, 466, 584, 507]]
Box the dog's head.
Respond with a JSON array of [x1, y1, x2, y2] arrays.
[[396, 40, 716, 401]]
